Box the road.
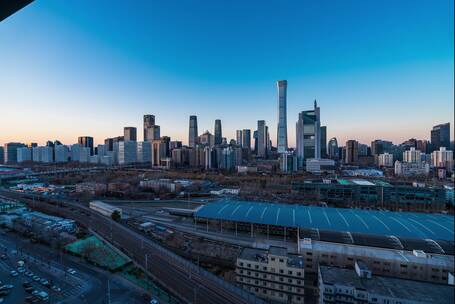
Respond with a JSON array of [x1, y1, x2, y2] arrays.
[[0, 190, 266, 304]]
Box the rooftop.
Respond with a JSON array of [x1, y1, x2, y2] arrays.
[[319, 266, 454, 303], [238, 246, 304, 269], [195, 200, 454, 241]]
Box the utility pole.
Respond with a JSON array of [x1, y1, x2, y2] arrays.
[[107, 278, 111, 304]]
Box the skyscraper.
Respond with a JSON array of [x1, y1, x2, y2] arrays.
[[236, 130, 243, 146], [189, 115, 198, 147], [345, 140, 359, 164], [214, 119, 222, 145], [296, 100, 321, 168], [78, 136, 94, 155], [257, 120, 267, 158], [124, 127, 137, 142], [431, 123, 450, 151], [328, 137, 339, 160], [242, 129, 251, 150], [277, 80, 288, 153], [320, 126, 327, 158], [143, 114, 155, 141]]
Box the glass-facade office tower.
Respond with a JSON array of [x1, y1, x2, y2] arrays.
[[257, 120, 267, 158], [242, 129, 251, 151], [345, 140, 359, 164], [328, 137, 339, 159], [143, 114, 155, 141], [277, 80, 288, 153], [189, 115, 198, 148], [236, 130, 243, 146], [214, 119, 222, 145], [124, 127, 137, 142], [320, 126, 327, 158], [431, 123, 450, 151], [296, 100, 321, 168], [78, 136, 94, 155]]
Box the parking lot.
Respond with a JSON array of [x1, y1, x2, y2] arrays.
[[0, 229, 151, 304], [0, 246, 89, 303]]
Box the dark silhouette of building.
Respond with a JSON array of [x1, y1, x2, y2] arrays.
[[214, 119, 222, 145], [78, 136, 94, 155], [431, 123, 450, 151]]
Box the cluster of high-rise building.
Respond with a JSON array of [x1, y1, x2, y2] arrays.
[[1, 81, 453, 177]]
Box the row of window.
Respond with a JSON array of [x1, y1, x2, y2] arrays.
[[238, 277, 303, 293], [244, 286, 304, 302], [238, 261, 303, 276], [238, 270, 303, 284]]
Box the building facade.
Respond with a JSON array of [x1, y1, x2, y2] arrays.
[[277, 80, 288, 153], [236, 246, 305, 304], [214, 119, 222, 145], [296, 100, 321, 168], [189, 115, 198, 148]]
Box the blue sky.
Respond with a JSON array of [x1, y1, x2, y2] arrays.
[[0, 0, 453, 146]]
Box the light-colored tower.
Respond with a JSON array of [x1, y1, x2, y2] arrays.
[[189, 115, 198, 148], [143, 114, 155, 141], [277, 80, 288, 153]]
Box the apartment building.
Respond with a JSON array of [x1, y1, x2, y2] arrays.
[[236, 246, 305, 303]]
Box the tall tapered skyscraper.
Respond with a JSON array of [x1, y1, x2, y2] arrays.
[[214, 119, 222, 145], [189, 115, 198, 147], [277, 80, 288, 153]]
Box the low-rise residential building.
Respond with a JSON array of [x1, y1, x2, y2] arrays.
[[236, 246, 305, 304]]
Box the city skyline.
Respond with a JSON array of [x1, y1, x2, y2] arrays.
[[0, 1, 454, 146]]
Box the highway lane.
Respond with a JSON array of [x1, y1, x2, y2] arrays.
[[1, 190, 266, 304]]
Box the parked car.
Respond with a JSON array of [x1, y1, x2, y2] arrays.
[[32, 275, 40, 282], [51, 285, 61, 292], [0, 285, 13, 290], [67, 268, 76, 275], [9, 271, 18, 277]]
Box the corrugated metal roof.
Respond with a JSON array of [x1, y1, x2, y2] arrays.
[[195, 200, 454, 241]]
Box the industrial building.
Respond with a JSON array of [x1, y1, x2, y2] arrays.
[[291, 178, 446, 212], [318, 261, 454, 304]]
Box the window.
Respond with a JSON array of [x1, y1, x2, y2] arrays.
[[288, 270, 293, 275], [240, 262, 244, 266], [279, 259, 284, 263], [263, 266, 267, 271], [255, 265, 259, 269], [288, 278, 292, 283], [240, 270, 243, 274], [279, 269, 284, 274], [297, 272, 302, 276], [279, 277, 284, 282], [271, 257, 275, 261], [247, 263, 251, 268]]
